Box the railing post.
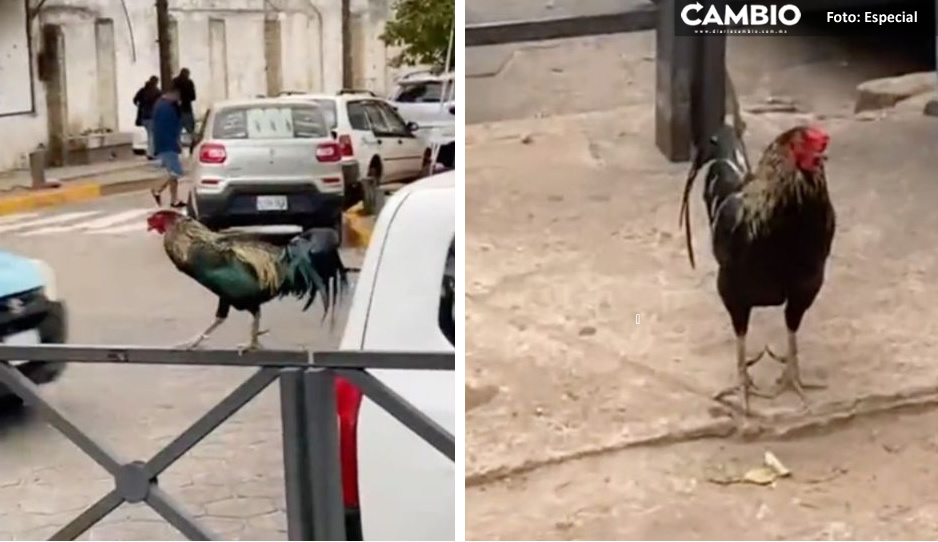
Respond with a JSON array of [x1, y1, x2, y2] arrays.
[[304, 369, 347, 541], [279, 369, 315, 541]]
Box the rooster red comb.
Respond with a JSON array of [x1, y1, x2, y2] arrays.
[[801, 125, 829, 148]]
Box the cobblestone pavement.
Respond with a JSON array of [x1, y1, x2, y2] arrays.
[[0, 191, 359, 540]]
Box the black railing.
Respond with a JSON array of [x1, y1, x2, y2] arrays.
[[0, 345, 455, 541]]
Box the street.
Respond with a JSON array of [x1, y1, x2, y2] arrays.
[[466, 30, 938, 540], [0, 190, 360, 540]]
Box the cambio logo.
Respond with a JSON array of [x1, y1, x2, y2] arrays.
[[681, 2, 802, 26]]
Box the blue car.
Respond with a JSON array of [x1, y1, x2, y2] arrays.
[[0, 251, 67, 404]]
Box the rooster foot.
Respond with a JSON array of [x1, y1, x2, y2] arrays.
[[761, 356, 826, 408], [237, 341, 264, 355], [175, 335, 207, 350], [713, 348, 775, 415]]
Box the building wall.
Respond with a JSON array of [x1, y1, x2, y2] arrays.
[[0, 0, 398, 173]]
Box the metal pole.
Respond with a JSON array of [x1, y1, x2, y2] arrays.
[[280, 370, 315, 540], [155, 0, 173, 90], [304, 369, 347, 541], [342, 0, 353, 88], [429, 24, 455, 170], [691, 35, 727, 149], [653, 0, 694, 162]]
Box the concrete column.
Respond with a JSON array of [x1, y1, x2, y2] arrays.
[[208, 18, 228, 102], [94, 18, 118, 131], [264, 16, 284, 97], [40, 24, 68, 167]]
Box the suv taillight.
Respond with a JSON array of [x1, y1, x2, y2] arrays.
[[316, 141, 342, 163], [338, 135, 354, 157], [335, 376, 363, 508], [199, 143, 227, 164]]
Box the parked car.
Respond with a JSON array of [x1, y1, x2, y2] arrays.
[[388, 71, 455, 171], [276, 91, 431, 208], [186, 98, 345, 234], [0, 252, 67, 405], [336, 171, 455, 540]]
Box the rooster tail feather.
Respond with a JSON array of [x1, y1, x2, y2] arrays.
[[277, 228, 348, 318]]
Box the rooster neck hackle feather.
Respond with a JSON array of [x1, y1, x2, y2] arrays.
[[739, 133, 829, 237], [163, 217, 283, 293]]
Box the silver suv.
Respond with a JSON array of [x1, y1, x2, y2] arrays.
[[187, 98, 344, 233]]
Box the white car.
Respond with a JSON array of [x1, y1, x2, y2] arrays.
[[388, 72, 455, 170], [278, 92, 431, 192], [336, 171, 455, 540]]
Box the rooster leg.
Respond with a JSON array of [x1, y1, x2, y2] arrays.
[[237, 308, 265, 354], [764, 331, 827, 406], [177, 300, 230, 350], [713, 335, 773, 414], [177, 317, 225, 349]]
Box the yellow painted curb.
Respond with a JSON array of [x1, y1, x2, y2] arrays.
[[343, 206, 373, 248], [0, 183, 102, 216]]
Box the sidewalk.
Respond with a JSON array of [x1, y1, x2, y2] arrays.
[[0, 158, 165, 214]]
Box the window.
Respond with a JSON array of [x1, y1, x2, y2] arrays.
[[309, 99, 338, 130], [346, 101, 372, 131], [393, 79, 455, 103], [362, 102, 392, 133], [211, 105, 329, 140], [376, 103, 410, 134], [439, 239, 455, 346]]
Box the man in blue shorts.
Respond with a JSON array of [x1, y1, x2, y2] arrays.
[[150, 87, 186, 208]]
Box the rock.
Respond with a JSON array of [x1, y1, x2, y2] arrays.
[[466, 383, 499, 411], [925, 98, 938, 117], [578, 325, 597, 337], [855, 71, 937, 113], [894, 90, 938, 116], [520, 133, 534, 144]]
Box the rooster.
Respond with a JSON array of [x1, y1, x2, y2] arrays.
[[679, 112, 835, 415], [146, 210, 348, 350]]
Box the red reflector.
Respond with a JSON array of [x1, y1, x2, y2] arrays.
[[338, 135, 354, 157], [199, 143, 227, 164], [316, 142, 341, 163], [335, 376, 363, 508], [199, 178, 220, 186], [323, 177, 341, 184]]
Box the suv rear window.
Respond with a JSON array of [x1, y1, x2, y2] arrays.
[[308, 99, 338, 129], [393, 80, 454, 103], [212, 105, 329, 140]]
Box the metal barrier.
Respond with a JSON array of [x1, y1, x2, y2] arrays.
[[0, 345, 455, 541]]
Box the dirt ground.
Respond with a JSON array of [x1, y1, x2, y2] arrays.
[[466, 32, 938, 540]]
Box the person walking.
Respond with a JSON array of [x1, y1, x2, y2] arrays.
[[171, 68, 197, 146], [150, 87, 186, 208], [132, 76, 161, 160]]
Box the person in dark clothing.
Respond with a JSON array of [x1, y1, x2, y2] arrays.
[[133, 76, 161, 159], [171, 68, 197, 137], [150, 88, 186, 208]]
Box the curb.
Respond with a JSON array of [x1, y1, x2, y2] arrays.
[[343, 203, 374, 249], [0, 173, 164, 217]]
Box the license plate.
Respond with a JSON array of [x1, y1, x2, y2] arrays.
[[256, 196, 288, 211]]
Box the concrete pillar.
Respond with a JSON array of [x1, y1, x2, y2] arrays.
[[94, 18, 118, 132], [208, 18, 228, 102], [168, 17, 180, 76], [264, 16, 284, 97], [40, 24, 68, 167], [350, 12, 368, 89]]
